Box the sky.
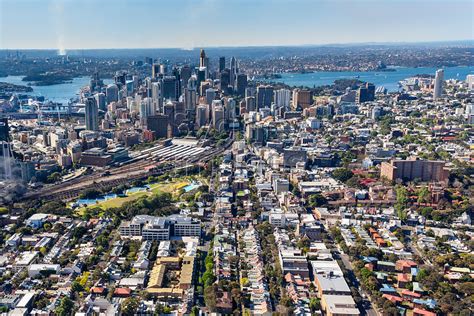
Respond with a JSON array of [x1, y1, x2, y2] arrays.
[[0, 0, 473, 50]]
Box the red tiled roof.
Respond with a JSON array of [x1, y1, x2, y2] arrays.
[[401, 289, 421, 298], [383, 294, 403, 303], [90, 286, 105, 294], [114, 288, 131, 296], [398, 273, 410, 282], [413, 308, 436, 316]]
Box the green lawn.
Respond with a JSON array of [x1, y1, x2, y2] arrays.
[[75, 177, 200, 215]]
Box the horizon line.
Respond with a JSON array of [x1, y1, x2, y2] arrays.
[[1, 39, 473, 51]]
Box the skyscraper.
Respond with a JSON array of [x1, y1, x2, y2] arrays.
[[219, 57, 226, 73], [200, 49, 209, 78], [236, 74, 248, 97], [230, 56, 238, 87], [152, 63, 160, 79], [106, 84, 119, 104], [274, 89, 291, 109], [356, 83, 375, 104], [293, 89, 313, 109], [162, 76, 178, 101], [85, 97, 99, 131], [256, 85, 274, 110], [433, 69, 444, 99]]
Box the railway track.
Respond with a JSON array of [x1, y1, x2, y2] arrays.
[[22, 138, 233, 203]]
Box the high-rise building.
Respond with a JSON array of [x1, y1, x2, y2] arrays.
[[230, 56, 238, 87], [152, 63, 160, 79], [293, 89, 313, 109], [213, 105, 225, 131], [206, 88, 216, 106], [256, 85, 274, 110], [85, 97, 99, 131], [466, 74, 474, 90], [151, 81, 163, 113], [236, 74, 248, 96], [200, 49, 209, 78], [147, 115, 169, 139], [274, 89, 291, 109], [196, 104, 208, 128], [219, 57, 226, 73], [356, 83, 375, 104], [433, 69, 444, 99], [180, 65, 192, 94], [219, 69, 231, 92], [95, 92, 106, 111], [105, 84, 119, 104], [162, 76, 178, 101]]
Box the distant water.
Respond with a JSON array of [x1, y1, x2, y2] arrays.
[[0, 76, 113, 104], [265, 66, 474, 92]]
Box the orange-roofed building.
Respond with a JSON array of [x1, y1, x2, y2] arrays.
[[396, 260, 418, 273], [413, 308, 437, 316], [113, 287, 131, 297], [397, 273, 410, 288], [383, 294, 403, 304]]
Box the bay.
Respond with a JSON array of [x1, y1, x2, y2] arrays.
[[265, 66, 474, 92], [0, 76, 113, 105]]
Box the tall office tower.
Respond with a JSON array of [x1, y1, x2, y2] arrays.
[[184, 88, 197, 111], [356, 83, 375, 104], [163, 102, 175, 136], [225, 98, 237, 120], [89, 72, 103, 93], [256, 85, 274, 110], [206, 88, 216, 106], [230, 57, 238, 87], [245, 87, 256, 98], [147, 114, 169, 139], [160, 64, 167, 75], [200, 49, 209, 78], [174, 101, 186, 128], [106, 84, 119, 104], [180, 65, 192, 93], [85, 97, 99, 131], [172, 67, 182, 99], [188, 75, 197, 90], [196, 104, 209, 128], [197, 68, 206, 92], [219, 69, 231, 91], [151, 81, 163, 113], [236, 74, 248, 96], [95, 92, 106, 111], [162, 76, 178, 101], [293, 89, 313, 109], [433, 69, 444, 99], [466, 74, 474, 90], [219, 57, 226, 73], [152, 63, 161, 79], [245, 96, 257, 112], [274, 89, 291, 109], [213, 105, 225, 131]]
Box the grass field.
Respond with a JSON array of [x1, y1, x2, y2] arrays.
[[74, 176, 204, 215]]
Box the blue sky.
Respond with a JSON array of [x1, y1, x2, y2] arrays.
[[0, 0, 473, 49]]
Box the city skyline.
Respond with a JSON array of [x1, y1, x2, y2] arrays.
[[1, 0, 473, 50]]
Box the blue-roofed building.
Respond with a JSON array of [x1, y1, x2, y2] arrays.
[[380, 284, 397, 294], [413, 298, 437, 309]]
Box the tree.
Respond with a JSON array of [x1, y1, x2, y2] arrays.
[[121, 297, 139, 316], [309, 297, 321, 312], [332, 168, 354, 183], [55, 297, 74, 316], [417, 186, 430, 204], [308, 194, 327, 207]]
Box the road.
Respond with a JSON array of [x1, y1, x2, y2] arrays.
[[339, 251, 379, 316]]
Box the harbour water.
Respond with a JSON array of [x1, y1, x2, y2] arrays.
[[0, 76, 113, 104], [2, 66, 473, 103], [265, 66, 474, 91]]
